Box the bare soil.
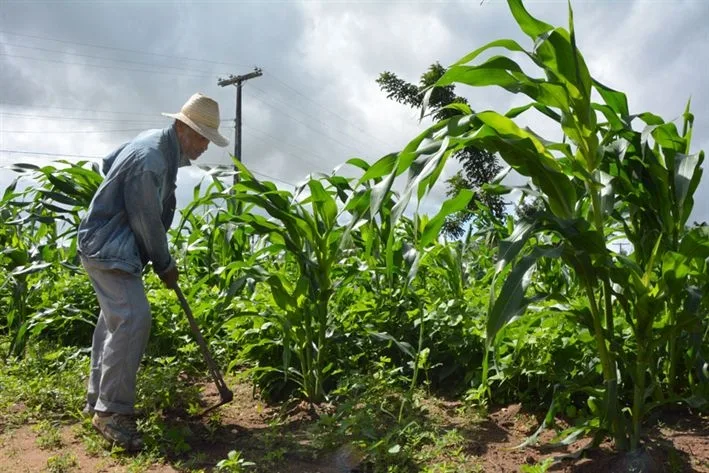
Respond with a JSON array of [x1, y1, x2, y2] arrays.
[[1, 381, 707, 473]]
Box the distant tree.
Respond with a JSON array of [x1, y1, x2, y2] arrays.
[[377, 63, 504, 238], [515, 197, 545, 220]]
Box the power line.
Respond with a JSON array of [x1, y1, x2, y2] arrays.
[[262, 72, 391, 147], [0, 125, 327, 171], [251, 170, 296, 187], [1, 128, 148, 134], [0, 42, 230, 76], [0, 149, 301, 187], [0, 52, 213, 78], [0, 111, 166, 123], [0, 30, 253, 69], [0, 115, 330, 170], [0, 109, 236, 123], [243, 124, 330, 166], [249, 91, 365, 158], [0, 102, 163, 117], [0, 30, 387, 153], [199, 163, 297, 187], [2, 107, 365, 165], [0, 149, 101, 160], [250, 83, 376, 153]]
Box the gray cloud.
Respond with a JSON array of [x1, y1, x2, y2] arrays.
[[1, 0, 708, 223]]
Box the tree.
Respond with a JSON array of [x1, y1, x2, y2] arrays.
[[377, 63, 504, 237]]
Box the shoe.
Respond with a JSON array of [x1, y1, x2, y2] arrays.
[[92, 413, 144, 451]]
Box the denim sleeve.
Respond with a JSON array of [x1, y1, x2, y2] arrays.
[[161, 192, 176, 231], [124, 170, 174, 275], [102, 143, 128, 175]]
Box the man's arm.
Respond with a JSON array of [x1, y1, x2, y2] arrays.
[[124, 170, 175, 279], [161, 192, 177, 231]]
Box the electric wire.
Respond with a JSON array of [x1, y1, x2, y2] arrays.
[[0, 29, 389, 151], [0, 42, 231, 76], [248, 91, 365, 158], [0, 112, 335, 170], [1, 128, 149, 134], [0, 52, 214, 78], [0, 30, 390, 167], [0, 111, 168, 123], [0, 101, 164, 117], [0, 149, 301, 187], [262, 72, 391, 147], [0, 30, 253, 69], [249, 82, 377, 153]]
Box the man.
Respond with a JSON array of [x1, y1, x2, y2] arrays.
[[77, 93, 229, 450]]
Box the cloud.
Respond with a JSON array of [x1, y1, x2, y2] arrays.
[[1, 0, 708, 224]]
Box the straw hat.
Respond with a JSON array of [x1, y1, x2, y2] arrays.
[[162, 93, 229, 147]]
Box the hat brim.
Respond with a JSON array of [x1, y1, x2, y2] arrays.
[[162, 112, 230, 148]]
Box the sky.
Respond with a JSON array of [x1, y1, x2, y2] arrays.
[[1, 0, 708, 222]]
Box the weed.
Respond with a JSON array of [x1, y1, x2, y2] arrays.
[[34, 420, 63, 450], [0, 343, 86, 424], [216, 450, 256, 472], [520, 457, 554, 473], [45, 452, 78, 473]]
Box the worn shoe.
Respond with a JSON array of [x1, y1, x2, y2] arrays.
[[92, 413, 144, 451]]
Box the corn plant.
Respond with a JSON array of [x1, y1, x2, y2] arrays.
[[194, 162, 362, 403], [369, 0, 706, 451], [0, 161, 101, 356], [172, 168, 255, 287]]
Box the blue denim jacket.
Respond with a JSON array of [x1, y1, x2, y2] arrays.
[[78, 125, 189, 276]]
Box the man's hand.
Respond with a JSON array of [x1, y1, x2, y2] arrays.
[[160, 265, 179, 289]]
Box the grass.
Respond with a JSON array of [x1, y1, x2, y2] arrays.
[[34, 420, 63, 450], [45, 452, 78, 473], [1, 335, 706, 472], [0, 340, 475, 471]]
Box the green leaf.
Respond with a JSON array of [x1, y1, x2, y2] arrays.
[[391, 136, 451, 225], [359, 153, 397, 183], [369, 331, 414, 359], [38, 190, 82, 207], [674, 151, 704, 226], [307, 179, 338, 229], [593, 79, 629, 119], [679, 226, 709, 259], [370, 172, 396, 219], [452, 38, 527, 67], [506, 102, 561, 122], [595, 170, 614, 218], [507, 0, 554, 40], [662, 251, 691, 283], [346, 157, 371, 172], [11, 262, 52, 276], [487, 246, 563, 342], [266, 275, 295, 311], [497, 218, 539, 272], [438, 59, 570, 110], [420, 190, 474, 247], [473, 111, 576, 218]]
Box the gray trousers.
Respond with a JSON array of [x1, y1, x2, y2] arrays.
[[82, 257, 151, 415]]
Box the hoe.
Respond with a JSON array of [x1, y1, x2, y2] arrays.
[[173, 283, 234, 416]]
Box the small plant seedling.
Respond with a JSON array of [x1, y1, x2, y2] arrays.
[[34, 420, 63, 450], [45, 452, 78, 473], [216, 449, 256, 472]]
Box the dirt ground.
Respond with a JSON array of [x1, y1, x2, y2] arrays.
[[0, 381, 707, 473]]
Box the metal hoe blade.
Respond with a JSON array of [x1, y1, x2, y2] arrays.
[[173, 284, 234, 416]]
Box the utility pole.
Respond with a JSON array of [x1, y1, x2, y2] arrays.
[[218, 67, 263, 185], [614, 242, 629, 255]]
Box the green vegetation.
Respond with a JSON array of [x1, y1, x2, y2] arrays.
[[1, 0, 707, 471]]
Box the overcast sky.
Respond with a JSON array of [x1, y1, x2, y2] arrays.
[[1, 0, 707, 222]]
